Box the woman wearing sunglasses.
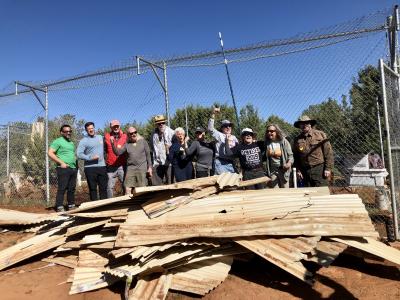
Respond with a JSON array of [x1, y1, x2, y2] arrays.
[[264, 124, 293, 188]]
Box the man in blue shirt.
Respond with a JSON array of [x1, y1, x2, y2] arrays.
[[77, 122, 108, 200]]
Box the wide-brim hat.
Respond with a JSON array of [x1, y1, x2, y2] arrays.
[[294, 115, 317, 128], [220, 119, 234, 128], [241, 127, 255, 136], [154, 114, 167, 124]]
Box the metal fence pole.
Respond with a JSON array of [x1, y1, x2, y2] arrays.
[[163, 61, 170, 126], [45, 87, 50, 205], [379, 58, 399, 240], [6, 123, 10, 177]]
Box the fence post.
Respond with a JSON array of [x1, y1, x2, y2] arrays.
[[163, 61, 170, 126], [45, 87, 50, 205], [6, 123, 10, 178], [379, 58, 399, 240]]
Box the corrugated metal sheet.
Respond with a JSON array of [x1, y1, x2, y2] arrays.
[[129, 273, 171, 300], [234, 236, 318, 284], [306, 240, 347, 266], [217, 172, 240, 188], [106, 245, 211, 279], [0, 221, 71, 271], [42, 253, 78, 269], [69, 249, 116, 295], [0, 208, 61, 225], [170, 256, 233, 295], [116, 193, 378, 247], [331, 237, 400, 265]]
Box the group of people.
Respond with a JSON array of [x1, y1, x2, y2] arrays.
[[48, 109, 333, 212]]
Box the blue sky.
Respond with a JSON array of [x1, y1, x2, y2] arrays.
[[0, 0, 397, 127]]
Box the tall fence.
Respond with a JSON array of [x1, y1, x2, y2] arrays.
[[0, 8, 399, 238]]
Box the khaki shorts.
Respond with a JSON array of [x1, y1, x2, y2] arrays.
[[124, 169, 148, 188]]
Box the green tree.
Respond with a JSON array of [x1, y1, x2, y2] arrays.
[[239, 104, 265, 137], [349, 65, 381, 153], [265, 114, 297, 142]]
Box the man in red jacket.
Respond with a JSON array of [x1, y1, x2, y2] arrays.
[[104, 120, 127, 198]]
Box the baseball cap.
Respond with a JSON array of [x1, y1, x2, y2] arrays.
[[220, 120, 233, 128], [241, 128, 254, 136], [195, 126, 205, 133]]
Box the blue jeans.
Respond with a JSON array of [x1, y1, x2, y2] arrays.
[[214, 158, 235, 175]]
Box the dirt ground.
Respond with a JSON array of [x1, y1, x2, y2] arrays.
[[0, 206, 399, 300]]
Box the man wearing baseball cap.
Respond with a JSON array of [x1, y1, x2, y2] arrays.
[[150, 114, 175, 185], [104, 119, 127, 197], [293, 115, 334, 187], [207, 107, 238, 174]]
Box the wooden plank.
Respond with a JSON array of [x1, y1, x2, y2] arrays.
[[133, 176, 219, 194], [129, 272, 171, 300], [116, 193, 378, 247], [331, 237, 400, 265], [69, 208, 130, 218]]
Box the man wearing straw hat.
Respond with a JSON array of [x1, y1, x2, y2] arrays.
[[151, 114, 175, 185], [293, 115, 334, 187]]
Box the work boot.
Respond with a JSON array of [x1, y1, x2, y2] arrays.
[[56, 206, 65, 212]]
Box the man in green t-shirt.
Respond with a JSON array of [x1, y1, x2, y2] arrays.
[[48, 124, 78, 212]]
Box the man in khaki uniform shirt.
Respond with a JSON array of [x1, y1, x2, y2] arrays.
[[293, 115, 334, 187]]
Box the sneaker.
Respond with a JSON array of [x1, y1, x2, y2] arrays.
[[67, 204, 76, 210], [56, 206, 65, 212]]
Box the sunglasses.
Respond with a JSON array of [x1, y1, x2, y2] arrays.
[[267, 130, 276, 133], [222, 125, 232, 128], [128, 131, 137, 135], [157, 122, 166, 126], [62, 130, 72, 133]]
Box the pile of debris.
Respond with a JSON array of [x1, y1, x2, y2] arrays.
[[0, 173, 399, 299]]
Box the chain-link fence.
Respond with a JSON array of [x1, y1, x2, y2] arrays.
[[0, 8, 399, 239]]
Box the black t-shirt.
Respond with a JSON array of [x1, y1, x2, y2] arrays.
[[228, 141, 265, 171]]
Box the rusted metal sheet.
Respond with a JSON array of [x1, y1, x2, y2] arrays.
[[116, 194, 378, 247], [170, 256, 233, 295]]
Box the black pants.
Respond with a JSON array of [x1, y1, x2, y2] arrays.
[[85, 166, 108, 200], [56, 167, 77, 207], [196, 169, 214, 178], [243, 169, 267, 190], [302, 163, 328, 187]]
